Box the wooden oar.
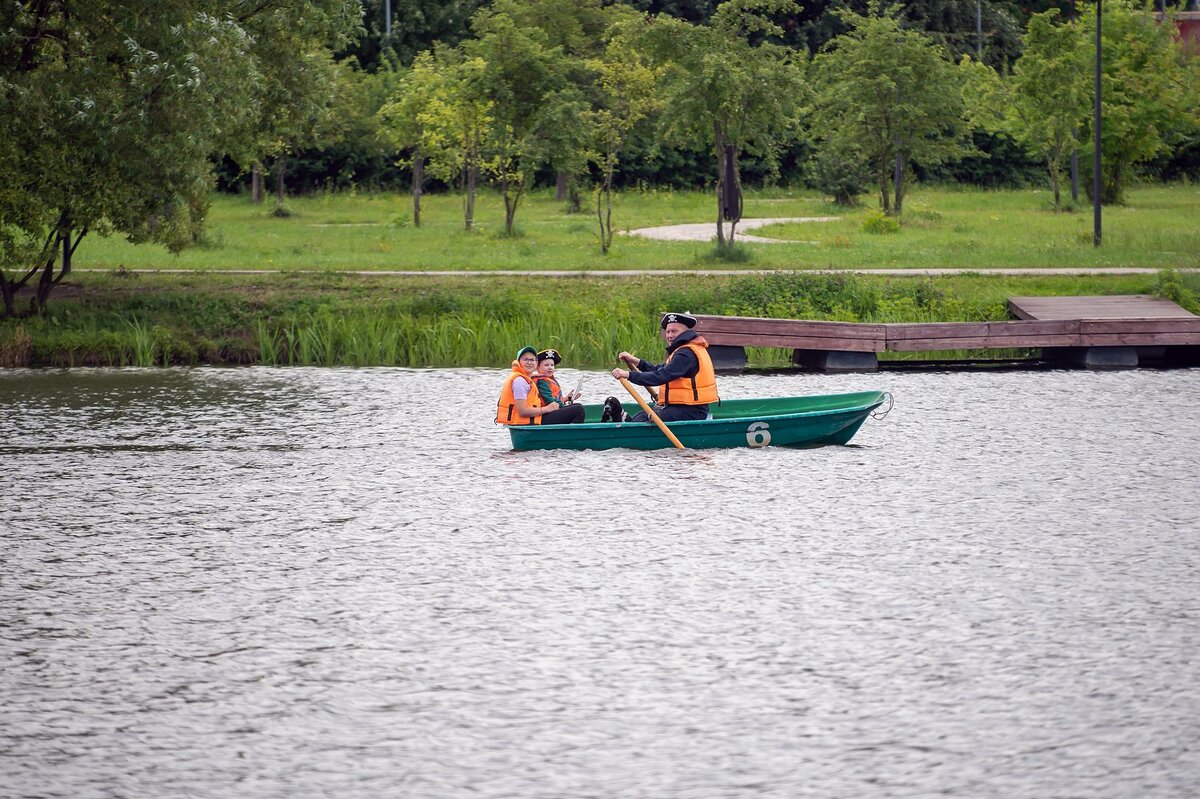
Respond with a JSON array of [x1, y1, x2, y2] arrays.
[[618, 377, 684, 450], [620, 357, 659, 403]]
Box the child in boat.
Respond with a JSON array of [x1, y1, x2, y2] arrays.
[[533, 349, 584, 424]]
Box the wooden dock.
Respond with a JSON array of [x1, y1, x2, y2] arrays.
[[693, 295, 1200, 371]]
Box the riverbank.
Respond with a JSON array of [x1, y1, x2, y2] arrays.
[[3, 269, 1196, 368]]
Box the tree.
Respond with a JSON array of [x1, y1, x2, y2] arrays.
[[400, 49, 494, 229], [0, 1, 360, 318], [812, 3, 976, 216], [633, 0, 808, 246], [1005, 10, 1091, 208], [1079, 0, 1196, 204], [465, 6, 576, 234], [244, 7, 361, 214], [587, 28, 663, 252], [492, 0, 627, 211], [379, 51, 444, 226]]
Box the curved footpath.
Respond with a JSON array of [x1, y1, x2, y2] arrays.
[[623, 216, 840, 243]]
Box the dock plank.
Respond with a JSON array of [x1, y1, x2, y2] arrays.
[[691, 300, 1200, 365], [1008, 295, 1196, 320]]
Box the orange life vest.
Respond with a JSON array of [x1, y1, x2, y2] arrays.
[[532, 374, 562, 403], [661, 338, 718, 406], [496, 361, 543, 425]]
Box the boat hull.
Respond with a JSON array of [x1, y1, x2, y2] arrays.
[[507, 391, 888, 451]]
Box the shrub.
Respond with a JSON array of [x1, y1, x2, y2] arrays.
[[808, 149, 871, 207], [862, 209, 901, 234]]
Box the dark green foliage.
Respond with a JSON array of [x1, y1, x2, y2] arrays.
[[1154, 269, 1200, 314], [916, 131, 1044, 188], [809, 148, 873, 205], [723, 272, 881, 319], [617, 0, 720, 23], [345, 0, 487, 69]]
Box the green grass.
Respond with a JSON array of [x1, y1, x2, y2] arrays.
[[4, 268, 1197, 368], [71, 184, 1200, 272]]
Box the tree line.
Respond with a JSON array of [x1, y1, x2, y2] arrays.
[[2, 0, 1198, 317], [371, 0, 1197, 243]]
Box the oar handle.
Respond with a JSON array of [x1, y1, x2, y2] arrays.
[[618, 377, 684, 450], [619, 355, 659, 403]]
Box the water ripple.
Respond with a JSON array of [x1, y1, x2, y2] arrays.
[[1, 366, 1198, 798]]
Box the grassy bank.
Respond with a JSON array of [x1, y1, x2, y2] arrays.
[[71, 185, 1200, 272], [3, 269, 1196, 368]]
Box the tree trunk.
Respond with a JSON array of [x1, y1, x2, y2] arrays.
[[1070, 148, 1079, 203], [504, 187, 517, 235], [555, 170, 568, 201], [723, 144, 742, 243], [0, 272, 15, 318], [464, 163, 477, 231], [713, 129, 726, 247], [892, 151, 906, 217], [598, 170, 615, 254], [274, 157, 287, 214], [32, 260, 53, 315], [1047, 154, 1061, 208], [567, 183, 581, 214], [60, 225, 72, 276], [412, 150, 424, 227], [878, 163, 891, 214], [251, 163, 263, 204]]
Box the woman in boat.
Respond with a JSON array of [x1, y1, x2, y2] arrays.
[[495, 345, 578, 426], [532, 349, 584, 424], [608, 311, 718, 423]]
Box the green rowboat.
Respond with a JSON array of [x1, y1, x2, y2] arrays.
[[507, 390, 891, 451]]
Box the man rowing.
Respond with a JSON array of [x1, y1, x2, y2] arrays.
[[608, 311, 718, 423]]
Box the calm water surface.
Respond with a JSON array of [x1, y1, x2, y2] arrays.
[[2, 366, 1198, 798]]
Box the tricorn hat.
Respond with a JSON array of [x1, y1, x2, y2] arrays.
[[660, 311, 698, 330], [536, 348, 561, 364]]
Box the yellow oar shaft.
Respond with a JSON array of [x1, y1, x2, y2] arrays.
[[618, 377, 685, 450]]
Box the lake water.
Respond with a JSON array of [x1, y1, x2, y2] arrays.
[[2, 366, 1198, 798]]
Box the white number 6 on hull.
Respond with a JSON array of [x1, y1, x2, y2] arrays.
[[746, 421, 771, 448]]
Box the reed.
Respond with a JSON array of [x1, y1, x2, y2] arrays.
[[4, 268, 1194, 368], [125, 318, 157, 367]]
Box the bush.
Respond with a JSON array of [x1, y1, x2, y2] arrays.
[[808, 149, 871, 206], [862, 209, 901, 234]]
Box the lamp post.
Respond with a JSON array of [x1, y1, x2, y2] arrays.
[[385, 0, 392, 37], [1093, 0, 1102, 247]]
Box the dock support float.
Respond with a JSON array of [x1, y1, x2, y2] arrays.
[[1044, 346, 1139, 369], [707, 345, 748, 372], [793, 349, 879, 373]]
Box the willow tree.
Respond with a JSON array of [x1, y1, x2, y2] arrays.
[[0, 0, 360, 317], [813, 3, 975, 217], [632, 0, 807, 247]]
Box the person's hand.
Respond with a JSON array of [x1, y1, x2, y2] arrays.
[[611, 368, 629, 380], [568, 390, 581, 402], [619, 351, 639, 367], [543, 402, 560, 413]]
